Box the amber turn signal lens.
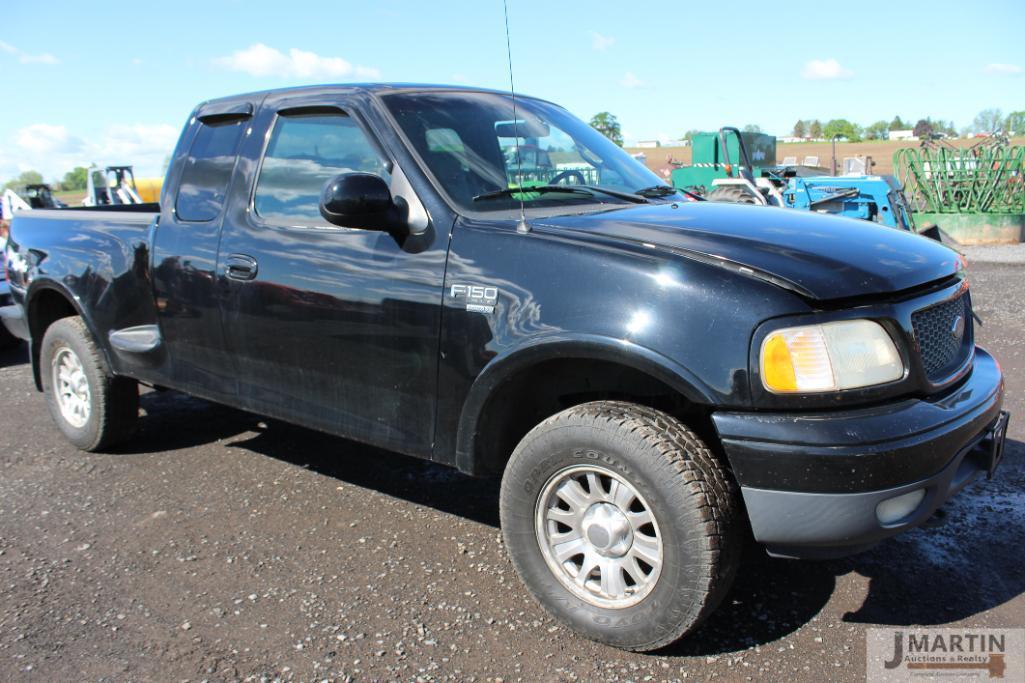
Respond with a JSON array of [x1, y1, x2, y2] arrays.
[[761, 334, 797, 392]]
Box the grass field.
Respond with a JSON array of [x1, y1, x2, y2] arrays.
[[52, 189, 86, 205], [627, 136, 1025, 180]]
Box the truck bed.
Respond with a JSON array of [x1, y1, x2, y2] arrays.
[[7, 207, 162, 381]]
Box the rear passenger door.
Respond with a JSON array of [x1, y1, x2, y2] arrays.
[[153, 101, 252, 400], [216, 93, 447, 457]]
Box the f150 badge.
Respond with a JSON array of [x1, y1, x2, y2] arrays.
[[450, 284, 498, 314]]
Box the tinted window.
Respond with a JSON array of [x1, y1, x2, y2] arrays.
[[383, 92, 669, 212], [254, 112, 389, 221], [175, 118, 245, 221]]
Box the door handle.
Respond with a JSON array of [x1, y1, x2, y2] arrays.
[[225, 254, 258, 281]]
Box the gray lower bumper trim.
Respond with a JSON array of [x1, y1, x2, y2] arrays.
[[743, 431, 990, 558]]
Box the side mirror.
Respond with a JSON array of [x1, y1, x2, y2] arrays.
[[319, 173, 400, 232]]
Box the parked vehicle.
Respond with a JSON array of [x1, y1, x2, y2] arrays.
[[23, 184, 67, 209], [1, 85, 1008, 651], [83, 165, 144, 207], [0, 232, 17, 349]]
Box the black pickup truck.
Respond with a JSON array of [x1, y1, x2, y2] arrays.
[[1, 85, 1008, 651]]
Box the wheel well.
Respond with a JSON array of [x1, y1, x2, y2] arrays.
[[28, 288, 79, 389], [472, 358, 716, 477]]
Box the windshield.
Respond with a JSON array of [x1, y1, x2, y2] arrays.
[[381, 91, 675, 213]]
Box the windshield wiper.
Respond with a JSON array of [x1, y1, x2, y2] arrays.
[[575, 185, 649, 204], [635, 184, 705, 201], [473, 186, 594, 202], [635, 184, 677, 197], [473, 185, 649, 204]]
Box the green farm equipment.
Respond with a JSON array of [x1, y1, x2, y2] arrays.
[[894, 140, 1025, 244], [671, 128, 778, 201], [671, 127, 918, 232], [895, 143, 1025, 214]]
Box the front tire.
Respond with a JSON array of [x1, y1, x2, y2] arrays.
[[500, 401, 741, 651], [40, 316, 138, 451]]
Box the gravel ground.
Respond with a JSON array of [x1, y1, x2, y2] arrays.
[[0, 259, 1023, 682], [961, 242, 1025, 264]]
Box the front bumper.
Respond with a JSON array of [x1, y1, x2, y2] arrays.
[[713, 347, 1006, 559]]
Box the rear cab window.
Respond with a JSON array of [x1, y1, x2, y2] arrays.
[[175, 116, 247, 222]]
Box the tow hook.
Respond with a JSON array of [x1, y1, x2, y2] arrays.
[[922, 508, 947, 529]]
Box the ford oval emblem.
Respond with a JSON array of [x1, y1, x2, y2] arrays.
[[950, 315, 965, 340]]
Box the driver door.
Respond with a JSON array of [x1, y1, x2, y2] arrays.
[[216, 94, 447, 457]]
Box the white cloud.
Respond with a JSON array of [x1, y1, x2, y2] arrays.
[[591, 32, 615, 52], [984, 63, 1023, 76], [15, 124, 82, 155], [620, 71, 644, 88], [801, 58, 853, 80], [4, 122, 178, 182], [214, 43, 380, 79], [0, 40, 59, 65]]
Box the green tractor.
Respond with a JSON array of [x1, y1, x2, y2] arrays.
[[671, 127, 781, 203]]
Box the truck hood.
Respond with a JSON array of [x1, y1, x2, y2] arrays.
[[536, 202, 961, 301]]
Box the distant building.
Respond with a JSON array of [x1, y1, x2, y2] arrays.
[[636, 140, 661, 149], [777, 136, 808, 144], [663, 139, 689, 147], [888, 129, 917, 141]]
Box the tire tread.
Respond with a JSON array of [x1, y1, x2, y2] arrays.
[[42, 316, 138, 451], [502, 400, 742, 651]]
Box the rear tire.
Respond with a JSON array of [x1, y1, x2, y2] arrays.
[[706, 184, 760, 205], [500, 401, 741, 651], [40, 316, 138, 451]]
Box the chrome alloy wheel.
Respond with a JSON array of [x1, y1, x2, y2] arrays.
[[535, 465, 663, 608], [52, 346, 91, 429]]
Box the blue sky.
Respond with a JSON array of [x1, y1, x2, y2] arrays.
[[2, 0, 1023, 181]]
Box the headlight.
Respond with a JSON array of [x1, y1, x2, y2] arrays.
[[760, 319, 903, 393]]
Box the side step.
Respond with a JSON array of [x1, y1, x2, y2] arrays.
[[108, 325, 162, 354]]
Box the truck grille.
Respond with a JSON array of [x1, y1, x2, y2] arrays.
[[911, 290, 973, 382]]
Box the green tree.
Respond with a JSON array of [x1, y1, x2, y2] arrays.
[[823, 119, 861, 141], [742, 124, 763, 134], [864, 120, 890, 140], [889, 116, 906, 131], [913, 118, 935, 139], [589, 112, 623, 147], [61, 166, 89, 192], [3, 170, 44, 190], [792, 120, 807, 138], [972, 108, 1004, 133], [1005, 111, 1025, 135], [808, 119, 823, 138]]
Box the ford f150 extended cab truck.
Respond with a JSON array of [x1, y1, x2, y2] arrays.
[[1, 85, 1009, 651]]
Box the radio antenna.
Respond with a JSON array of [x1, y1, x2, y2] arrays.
[[502, 0, 529, 233]]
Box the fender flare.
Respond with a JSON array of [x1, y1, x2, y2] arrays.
[[453, 334, 717, 474], [24, 278, 111, 390]]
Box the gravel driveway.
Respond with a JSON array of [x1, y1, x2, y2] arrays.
[[1, 257, 1022, 682]]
